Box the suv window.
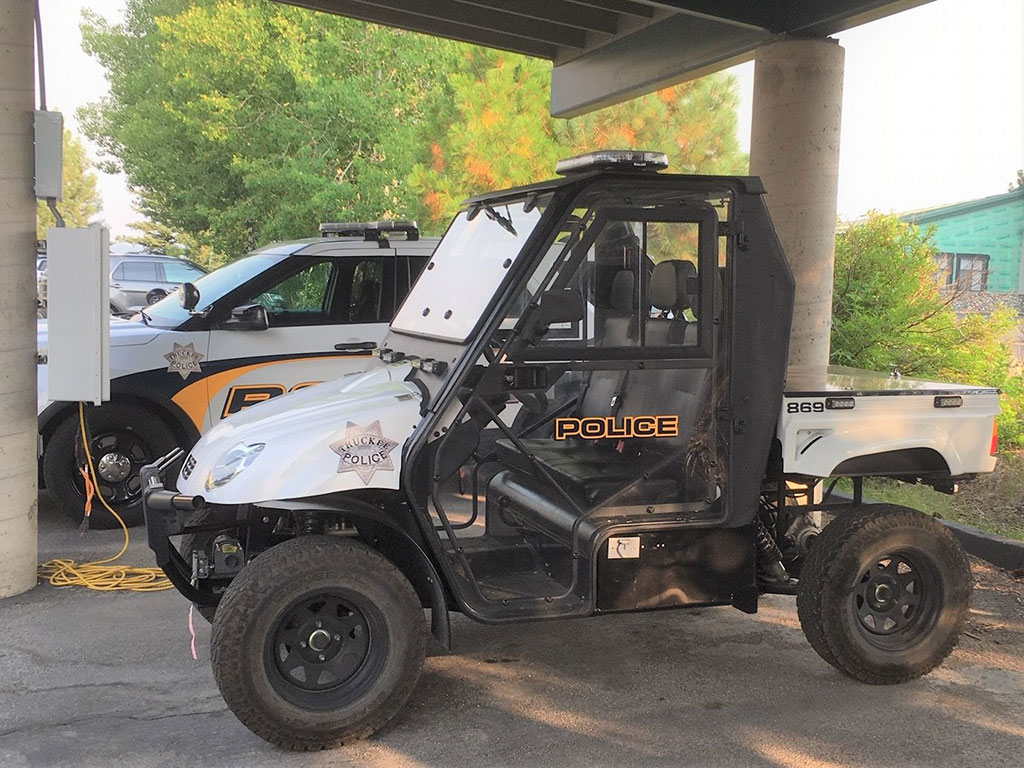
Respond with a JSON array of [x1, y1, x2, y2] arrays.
[[251, 259, 335, 327], [114, 260, 161, 282], [162, 260, 206, 283]]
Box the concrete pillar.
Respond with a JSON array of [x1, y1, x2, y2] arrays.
[[0, 0, 39, 598], [749, 38, 845, 391]]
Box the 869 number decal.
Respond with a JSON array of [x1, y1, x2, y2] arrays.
[[787, 401, 825, 414]]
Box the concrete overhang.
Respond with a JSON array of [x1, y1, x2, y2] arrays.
[[277, 1, 932, 115]]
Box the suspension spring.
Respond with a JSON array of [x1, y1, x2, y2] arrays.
[[755, 517, 788, 581], [297, 513, 324, 536]]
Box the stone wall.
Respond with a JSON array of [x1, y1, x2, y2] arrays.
[[949, 291, 1024, 365]]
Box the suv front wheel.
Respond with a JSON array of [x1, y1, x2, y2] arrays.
[[43, 403, 178, 529]]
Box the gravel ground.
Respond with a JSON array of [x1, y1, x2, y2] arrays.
[[0, 493, 1021, 768]]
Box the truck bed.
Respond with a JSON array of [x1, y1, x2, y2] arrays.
[[778, 366, 1000, 479]]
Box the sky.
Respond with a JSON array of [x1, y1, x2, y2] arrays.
[[37, 0, 1024, 239]]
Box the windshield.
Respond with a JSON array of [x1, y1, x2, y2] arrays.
[[390, 199, 545, 342], [142, 251, 290, 328]]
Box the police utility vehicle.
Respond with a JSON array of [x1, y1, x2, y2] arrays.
[[143, 152, 1000, 750], [38, 222, 434, 527]]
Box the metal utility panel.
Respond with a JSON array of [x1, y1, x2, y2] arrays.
[[46, 227, 110, 405], [34, 110, 63, 199]]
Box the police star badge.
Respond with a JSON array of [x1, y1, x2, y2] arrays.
[[164, 342, 205, 380], [330, 421, 399, 484]]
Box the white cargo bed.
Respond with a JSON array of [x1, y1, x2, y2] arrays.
[[778, 366, 1000, 479]]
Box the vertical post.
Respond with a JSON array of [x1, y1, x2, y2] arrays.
[[0, 0, 39, 597], [749, 38, 845, 391]]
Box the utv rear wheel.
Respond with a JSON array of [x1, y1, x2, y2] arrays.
[[210, 536, 427, 750], [797, 504, 971, 684]]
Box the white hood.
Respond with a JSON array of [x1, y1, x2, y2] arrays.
[[37, 316, 162, 358], [177, 363, 422, 504]]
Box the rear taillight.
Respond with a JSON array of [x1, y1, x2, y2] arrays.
[[991, 420, 999, 456]]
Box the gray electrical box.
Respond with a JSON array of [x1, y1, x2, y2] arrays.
[[46, 226, 110, 405], [34, 110, 63, 200]]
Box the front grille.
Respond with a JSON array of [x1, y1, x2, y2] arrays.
[[181, 453, 196, 480]]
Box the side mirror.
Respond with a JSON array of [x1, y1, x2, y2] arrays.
[[179, 282, 200, 311], [224, 303, 269, 331]]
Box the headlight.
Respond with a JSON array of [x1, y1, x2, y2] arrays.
[[205, 442, 265, 491]]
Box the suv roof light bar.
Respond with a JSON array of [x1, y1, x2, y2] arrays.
[[555, 150, 668, 176], [319, 220, 419, 242]]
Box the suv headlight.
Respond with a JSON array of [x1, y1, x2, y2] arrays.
[[205, 442, 265, 491]]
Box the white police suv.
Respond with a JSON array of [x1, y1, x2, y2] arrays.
[[38, 221, 435, 527]]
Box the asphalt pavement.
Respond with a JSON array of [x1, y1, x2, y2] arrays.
[[1, 492, 1021, 768]]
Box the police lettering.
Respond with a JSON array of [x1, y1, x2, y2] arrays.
[[554, 415, 679, 441]]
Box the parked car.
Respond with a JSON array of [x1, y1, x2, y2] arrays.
[[36, 253, 47, 318], [109, 253, 208, 314], [38, 221, 434, 528]]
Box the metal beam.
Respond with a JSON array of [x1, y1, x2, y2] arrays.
[[562, 0, 655, 19], [551, 13, 767, 116], [454, 1, 621, 36], [279, 0, 561, 58], [640, 1, 783, 32], [787, 0, 934, 36], [364, 0, 589, 48]]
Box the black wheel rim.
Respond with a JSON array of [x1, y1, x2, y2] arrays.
[[265, 591, 386, 710], [851, 551, 941, 650], [73, 428, 156, 509]]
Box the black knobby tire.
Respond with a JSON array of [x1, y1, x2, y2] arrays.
[[43, 404, 178, 529], [796, 504, 971, 684], [210, 536, 427, 750]]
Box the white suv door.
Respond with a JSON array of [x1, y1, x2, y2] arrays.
[[199, 253, 397, 429]]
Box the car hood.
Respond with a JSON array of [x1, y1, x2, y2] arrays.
[[177, 362, 422, 504], [37, 316, 164, 357]]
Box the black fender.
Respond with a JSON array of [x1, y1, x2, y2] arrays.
[[259, 498, 452, 651]]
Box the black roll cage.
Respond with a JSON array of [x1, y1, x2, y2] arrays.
[[395, 170, 790, 624]]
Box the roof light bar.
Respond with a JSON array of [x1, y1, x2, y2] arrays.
[[555, 150, 669, 176], [319, 220, 419, 242]]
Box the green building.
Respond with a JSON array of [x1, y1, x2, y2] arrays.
[[903, 186, 1024, 295], [903, 186, 1023, 362]]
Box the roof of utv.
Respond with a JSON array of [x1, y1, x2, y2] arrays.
[[461, 170, 768, 208]]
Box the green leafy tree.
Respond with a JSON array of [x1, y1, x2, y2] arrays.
[[81, 0, 455, 258], [120, 218, 222, 269], [831, 212, 1022, 445], [36, 128, 103, 238], [407, 50, 560, 228], [408, 50, 747, 230]]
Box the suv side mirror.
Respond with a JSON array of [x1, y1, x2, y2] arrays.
[[179, 282, 200, 311], [223, 303, 269, 331]]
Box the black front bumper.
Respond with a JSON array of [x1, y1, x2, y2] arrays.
[[141, 449, 218, 606]]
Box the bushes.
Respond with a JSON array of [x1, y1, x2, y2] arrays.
[[831, 213, 1022, 446]]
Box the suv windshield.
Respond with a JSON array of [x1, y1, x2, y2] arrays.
[[391, 198, 546, 342], [142, 251, 290, 328]]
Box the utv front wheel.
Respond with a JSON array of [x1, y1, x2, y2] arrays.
[[210, 536, 427, 750], [796, 504, 971, 684]]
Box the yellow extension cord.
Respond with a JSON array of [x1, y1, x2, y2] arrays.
[[37, 402, 174, 592]]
